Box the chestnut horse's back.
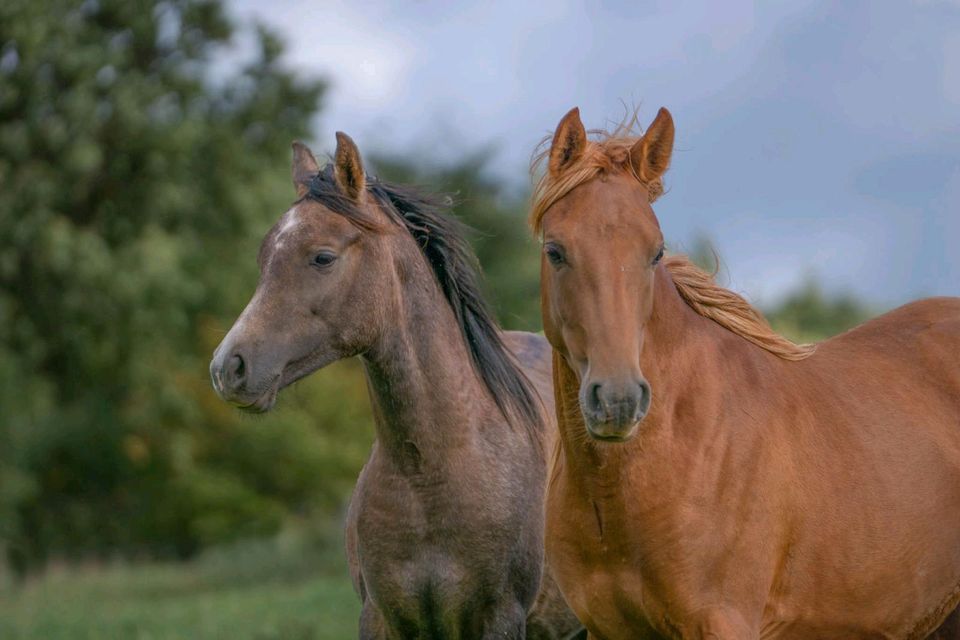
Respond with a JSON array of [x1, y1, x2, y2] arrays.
[[819, 296, 960, 415], [784, 296, 960, 637], [834, 296, 960, 346]]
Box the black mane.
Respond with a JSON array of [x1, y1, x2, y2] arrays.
[[304, 166, 542, 429]]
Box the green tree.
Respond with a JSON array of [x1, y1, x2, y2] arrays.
[[766, 277, 873, 343], [0, 0, 374, 573]]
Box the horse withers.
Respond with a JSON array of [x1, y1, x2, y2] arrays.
[[210, 133, 581, 639], [532, 106, 960, 639]]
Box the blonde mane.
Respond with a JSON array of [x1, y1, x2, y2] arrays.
[[663, 255, 816, 360], [530, 120, 815, 362]]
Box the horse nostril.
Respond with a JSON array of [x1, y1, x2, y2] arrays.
[[637, 379, 652, 418], [227, 353, 246, 386], [586, 382, 603, 415]]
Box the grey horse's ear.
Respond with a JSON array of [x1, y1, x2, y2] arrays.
[[629, 107, 674, 184], [334, 131, 366, 203], [292, 141, 320, 198], [548, 107, 587, 176]]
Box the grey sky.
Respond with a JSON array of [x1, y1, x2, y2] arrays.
[[229, 0, 959, 306]]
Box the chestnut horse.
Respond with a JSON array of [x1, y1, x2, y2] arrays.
[[531, 107, 960, 639], [210, 134, 582, 638]]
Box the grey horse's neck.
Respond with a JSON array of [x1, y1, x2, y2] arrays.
[[360, 260, 493, 474]]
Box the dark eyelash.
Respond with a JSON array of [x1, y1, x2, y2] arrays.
[[312, 252, 337, 268], [545, 243, 566, 266], [652, 246, 664, 265]]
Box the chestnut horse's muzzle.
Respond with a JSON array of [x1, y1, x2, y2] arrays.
[[580, 377, 651, 441]]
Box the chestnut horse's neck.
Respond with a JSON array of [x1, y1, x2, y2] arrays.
[[361, 247, 501, 472], [554, 264, 783, 482]]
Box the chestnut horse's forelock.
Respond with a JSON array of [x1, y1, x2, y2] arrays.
[[529, 116, 664, 234], [530, 123, 815, 363]]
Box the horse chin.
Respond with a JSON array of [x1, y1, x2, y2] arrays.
[[234, 378, 281, 414], [585, 420, 640, 443]]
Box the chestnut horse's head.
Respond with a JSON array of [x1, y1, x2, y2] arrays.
[[533, 107, 675, 442]]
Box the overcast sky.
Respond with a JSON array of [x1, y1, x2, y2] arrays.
[[228, 0, 959, 306]]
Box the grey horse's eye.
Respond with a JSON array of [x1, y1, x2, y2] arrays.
[[311, 251, 338, 268]]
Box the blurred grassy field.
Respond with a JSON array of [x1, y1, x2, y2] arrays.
[[0, 530, 360, 639]]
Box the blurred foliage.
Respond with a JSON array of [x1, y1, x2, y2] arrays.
[[0, 0, 381, 573], [0, 0, 875, 586], [766, 277, 872, 343]]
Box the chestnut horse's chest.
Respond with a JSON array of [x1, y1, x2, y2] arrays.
[[545, 470, 675, 639], [545, 457, 782, 639], [546, 434, 960, 640]]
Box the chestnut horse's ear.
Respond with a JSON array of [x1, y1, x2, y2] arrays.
[[334, 131, 366, 203], [548, 107, 587, 176], [630, 107, 674, 185], [292, 141, 320, 198]]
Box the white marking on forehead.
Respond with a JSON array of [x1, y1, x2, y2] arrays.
[[274, 206, 303, 250], [278, 206, 301, 235]]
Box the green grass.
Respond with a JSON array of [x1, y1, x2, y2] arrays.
[[0, 531, 360, 639]]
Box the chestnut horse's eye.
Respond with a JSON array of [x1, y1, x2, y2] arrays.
[[652, 246, 664, 266], [311, 251, 338, 269], [545, 243, 566, 267]]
